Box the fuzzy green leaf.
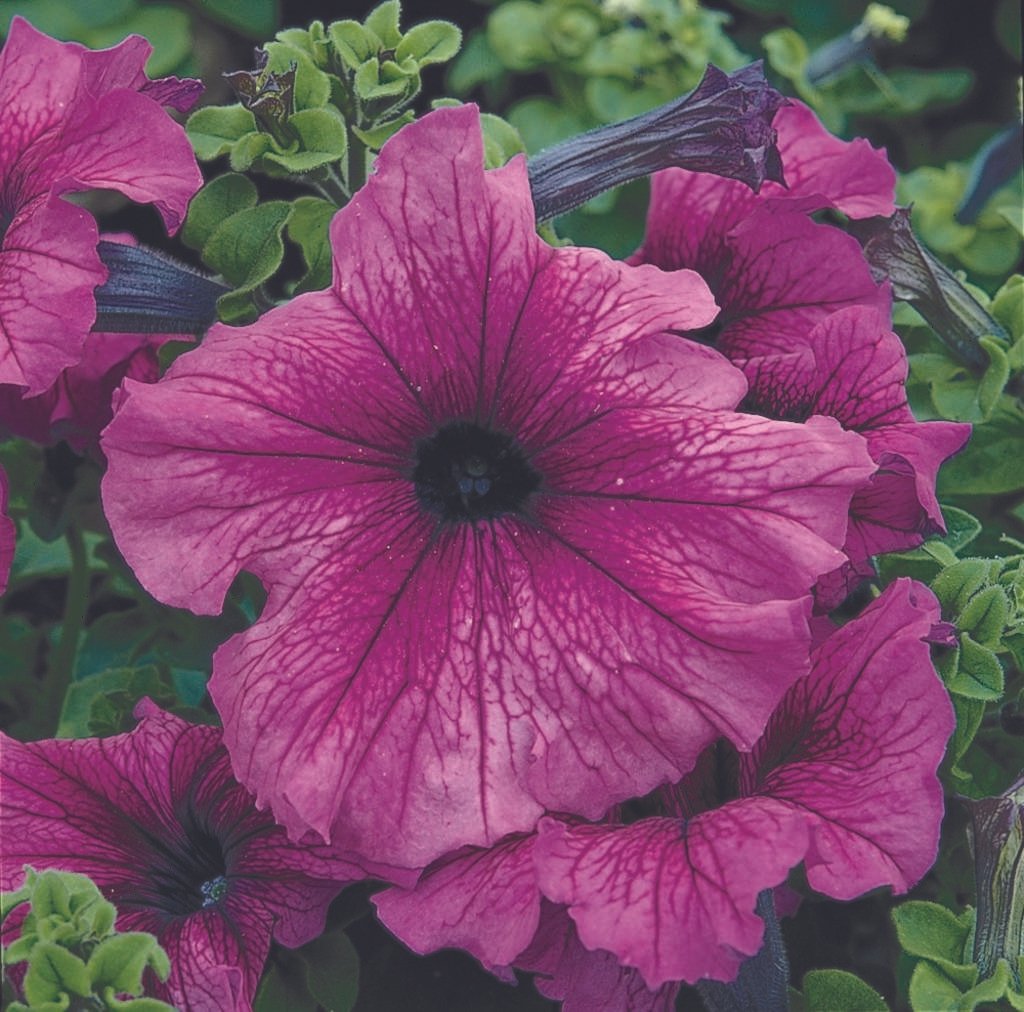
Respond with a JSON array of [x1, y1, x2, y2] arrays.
[[286, 197, 336, 293], [801, 969, 888, 1011], [202, 201, 291, 290], [893, 902, 972, 963], [186, 105, 258, 161], [88, 933, 170, 995], [303, 928, 360, 1012], [329, 20, 378, 70], [395, 21, 461, 67], [959, 585, 1010, 647], [182, 174, 258, 252], [947, 633, 1005, 699], [938, 403, 1024, 496], [364, 0, 402, 48], [263, 107, 347, 174], [24, 942, 91, 1003]]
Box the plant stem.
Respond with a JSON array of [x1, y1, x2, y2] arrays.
[[47, 524, 89, 729], [347, 133, 367, 196]]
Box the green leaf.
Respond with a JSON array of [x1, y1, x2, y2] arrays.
[[801, 969, 889, 1011], [893, 902, 972, 963], [908, 960, 964, 1011], [932, 558, 992, 613], [350, 111, 414, 150], [479, 112, 526, 169], [991, 275, 1024, 342], [186, 105, 258, 161], [959, 585, 1010, 647], [447, 30, 504, 93], [254, 950, 319, 1012], [31, 873, 71, 921], [947, 633, 1005, 700], [107, 998, 179, 1012], [395, 21, 461, 67], [264, 41, 331, 110], [286, 197, 337, 293], [487, 1, 554, 70], [263, 107, 347, 174], [364, 0, 402, 48], [329, 20, 377, 70], [947, 694, 986, 772], [88, 933, 170, 995], [23, 942, 91, 1003], [202, 200, 291, 292], [938, 403, 1024, 496], [302, 928, 360, 1012], [192, 0, 278, 38], [182, 174, 258, 252], [57, 665, 170, 739], [353, 58, 412, 101]]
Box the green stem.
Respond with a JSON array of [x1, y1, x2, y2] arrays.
[[347, 132, 368, 196], [47, 525, 89, 728], [311, 165, 350, 206]]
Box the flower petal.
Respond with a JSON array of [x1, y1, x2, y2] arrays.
[[0, 195, 105, 393], [374, 835, 541, 971], [535, 804, 809, 986], [748, 578, 955, 896]]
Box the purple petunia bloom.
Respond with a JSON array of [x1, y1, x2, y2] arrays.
[[375, 579, 955, 1003], [0, 701, 408, 1012], [633, 103, 968, 606], [0, 18, 201, 395], [102, 104, 874, 869]]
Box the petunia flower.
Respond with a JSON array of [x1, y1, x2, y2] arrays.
[[0, 17, 201, 395], [375, 579, 955, 1003], [0, 701, 409, 1012], [0, 236, 188, 455], [102, 103, 874, 868], [0, 463, 13, 595], [633, 105, 966, 606], [739, 304, 970, 608]]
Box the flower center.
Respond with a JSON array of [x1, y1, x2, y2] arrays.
[[200, 875, 229, 908], [413, 421, 541, 523]]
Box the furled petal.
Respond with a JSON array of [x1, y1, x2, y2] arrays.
[[104, 105, 872, 869], [635, 99, 895, 273], [0, 195, 106, 393], [374, 834, 541, 972], [0, 706, 396, 1012], [0, 329, 172, 452], [711, 206, 888, 366], [741, 306, 970, 604], [535, 803, 809, 986], [745, 578, 955, 896], [518, 903, 680, 1012], [0, 464, 13, 595]]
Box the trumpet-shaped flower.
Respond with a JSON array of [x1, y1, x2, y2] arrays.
[[0, 18, 201, 394], [375, 580, 954, 1003], [102, 104, 874, 868], [0, 702, 407, 1012]]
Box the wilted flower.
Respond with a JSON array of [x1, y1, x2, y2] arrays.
[[0, 702, 407, 1012], [0, 17, 201, 394], [102, 104, 873, 869], [375, 580, 954, 1002]]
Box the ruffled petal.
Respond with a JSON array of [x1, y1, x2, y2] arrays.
[[374, 834, 541, 971], [747, 579, 955, 897], [535, 803, 808, 986]]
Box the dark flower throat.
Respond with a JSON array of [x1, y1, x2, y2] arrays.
[[414, 421, 540, 523]]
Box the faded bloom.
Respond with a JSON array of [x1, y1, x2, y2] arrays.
[[376, 580, 954, 1002], [0, 18, 201, 394], [102, 104, 873, 869], [0, 702, 407, 1012], [634, 103, 967, 606]]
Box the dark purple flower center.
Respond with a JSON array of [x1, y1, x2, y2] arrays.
[[413, 421, 541, 524]]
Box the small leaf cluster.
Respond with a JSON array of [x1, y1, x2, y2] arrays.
[[182, 1, 461, 322], [452, 0, 747, 156], [893, 901, 1024, 1011], [2, 868, 173, 1012]]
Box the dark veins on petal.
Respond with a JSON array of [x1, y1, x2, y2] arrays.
[[115, 805, 229, 918], [413, 420, 541, 524]]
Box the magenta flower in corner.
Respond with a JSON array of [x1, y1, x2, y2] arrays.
[[0, 17, 201, 395], [0, 702, 408, 1012], [102, 103, 874, 868], [375, 579, 954, 1003], [633, 103, 966, 606]]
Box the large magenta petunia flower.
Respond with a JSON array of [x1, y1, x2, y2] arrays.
[[102, 104, 874, 868], [633, 104, 966, 605], [375, 579, 954, 1001], [0, 17, 201, 394], [0, 702, 408, 1012]]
